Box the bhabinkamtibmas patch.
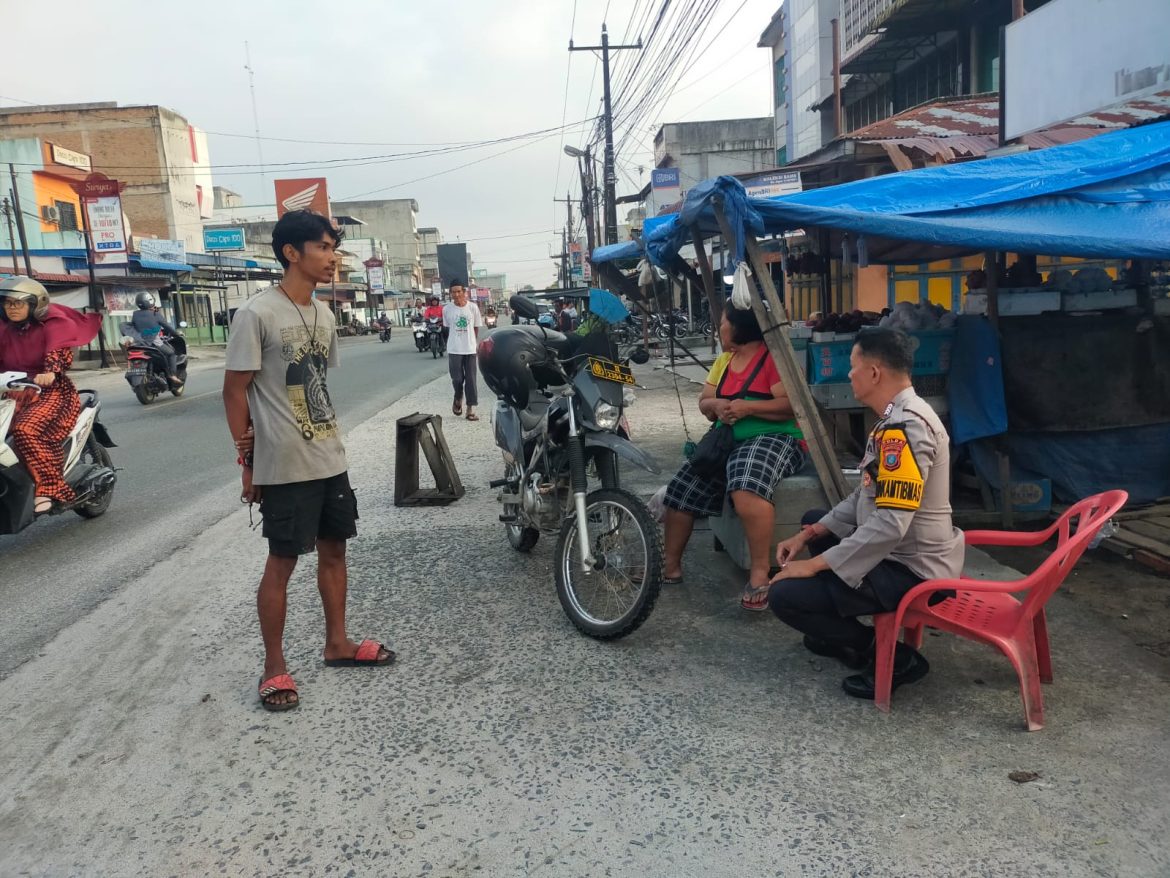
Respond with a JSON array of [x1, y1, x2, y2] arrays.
[[875, 427, 923, 510]]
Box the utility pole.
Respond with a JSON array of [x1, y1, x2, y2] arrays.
[[2, 197, 17, 272], [570, 24, 641, 245], [554, 193, 576, 288], [8, 165, 33, 275]]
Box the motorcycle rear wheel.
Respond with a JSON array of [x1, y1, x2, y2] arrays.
[[74, 436, 114, 519], [133, 382, 156, 405], [554, 487, 662, 640], [501, 464, 539, 552]]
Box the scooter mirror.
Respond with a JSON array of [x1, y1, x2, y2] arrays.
[[630, 347, 650, 365]]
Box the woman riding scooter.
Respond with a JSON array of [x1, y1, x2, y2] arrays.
[[0, 276, 101, 514]]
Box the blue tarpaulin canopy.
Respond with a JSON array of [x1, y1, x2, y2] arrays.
[[591, 239, 642, 264], [614, 121, 1170, 268]]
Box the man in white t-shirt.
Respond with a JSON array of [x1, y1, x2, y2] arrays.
[[443, 280, 484, 421]]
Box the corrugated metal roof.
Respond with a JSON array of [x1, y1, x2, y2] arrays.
[[840, 91, 1170, 159]]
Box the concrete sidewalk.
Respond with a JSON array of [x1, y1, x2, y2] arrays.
[[0, 367, 1167, 876]]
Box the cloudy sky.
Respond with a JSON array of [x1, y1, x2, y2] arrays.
[[2, 0, 779, 287]]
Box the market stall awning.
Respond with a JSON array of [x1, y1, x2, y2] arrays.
[[642, 120, 1170, 266], [591, 239, 642, 265], [133, 255, 194, 272]]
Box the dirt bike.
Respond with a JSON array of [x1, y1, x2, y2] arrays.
[[482, 295, 663, 640]]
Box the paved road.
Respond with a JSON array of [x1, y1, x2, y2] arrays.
[[0, 332, 447, 678]]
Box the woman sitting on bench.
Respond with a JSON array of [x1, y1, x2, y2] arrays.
[[662, 305, 807, 610]]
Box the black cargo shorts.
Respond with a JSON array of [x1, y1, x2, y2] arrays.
[[258, 472, 358, 557]]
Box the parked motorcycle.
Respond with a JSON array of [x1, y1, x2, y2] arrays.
[[0, 371, 117, 533], [426, 316, 445, 358], [412, 319, 429, 352], [119, 322, 189, 405], [480, 294, 663, 640]]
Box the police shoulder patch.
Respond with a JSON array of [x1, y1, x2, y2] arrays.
[[875, 426, 923, 511]]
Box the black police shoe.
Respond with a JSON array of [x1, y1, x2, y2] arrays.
[[802, 635, 872, 670], [842, 650, 930, 700]]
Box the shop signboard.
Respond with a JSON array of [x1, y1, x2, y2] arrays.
[[364, 257, 385, 295], [49, 143, 92, 172], [138, 238, 187, 264], [744, 171, 802, 199], [1005, 0, 1170, 139], [202, 227, 246, 252], [83, 195, 128, 266], [569, 241, 584, 281], [274, 177, 331, 218]]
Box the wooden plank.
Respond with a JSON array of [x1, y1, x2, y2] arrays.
[[418, 430, 452, 494], [711, 200, 848, 506], [429, 415, 466, 498], [1120, 519, 1170, 543], [1132, 549, 1170, 575], [1112, 527, 1170, 558], [1115, 502, 1170, 521]]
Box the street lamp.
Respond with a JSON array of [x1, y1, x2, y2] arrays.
[[563, 145, 586, 159]]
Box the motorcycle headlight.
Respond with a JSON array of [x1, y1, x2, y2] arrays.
[[593, 400, 621, 430]]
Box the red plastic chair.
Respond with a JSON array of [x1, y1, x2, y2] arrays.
[[872, 489, 1128, 731]]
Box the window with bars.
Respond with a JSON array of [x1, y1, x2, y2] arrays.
[[54, 200, 79, 232]]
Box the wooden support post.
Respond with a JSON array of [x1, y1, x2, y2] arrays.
[[691, 226, 723, 353], [712, 201, 849, 505]]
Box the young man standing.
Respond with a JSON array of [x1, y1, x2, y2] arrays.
[[443, 280, 484, 421], [223, 209, 394, 713]]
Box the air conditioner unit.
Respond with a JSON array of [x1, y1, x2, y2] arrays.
[[41, 205, 61, 223]]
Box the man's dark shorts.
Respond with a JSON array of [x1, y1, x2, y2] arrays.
[[259, 472, 358, 557]]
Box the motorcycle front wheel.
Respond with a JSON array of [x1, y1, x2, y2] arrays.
[[554, 487, 663, 640]]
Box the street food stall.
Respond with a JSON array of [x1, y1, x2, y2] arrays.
[[593, 121, 1170, 553]]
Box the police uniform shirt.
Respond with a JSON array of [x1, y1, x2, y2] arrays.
[[819, 386, 964, 588]]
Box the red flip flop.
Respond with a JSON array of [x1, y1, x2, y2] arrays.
[[258, 673, 299, 711], [324, 639, 397, 667], [740, 584, 771, 612]]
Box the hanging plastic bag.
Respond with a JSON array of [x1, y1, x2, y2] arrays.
[[638, 259, 655, 287], [730, 261, 753, 310]]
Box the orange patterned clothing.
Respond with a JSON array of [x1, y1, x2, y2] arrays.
[[7, 348, 81, 503]]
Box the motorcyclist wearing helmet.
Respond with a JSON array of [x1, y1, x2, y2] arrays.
[[0, 276, 101, 514], [423, 295, 444, 322], [130, 292, 182, 385]]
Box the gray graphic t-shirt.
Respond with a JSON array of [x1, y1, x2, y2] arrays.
[[225, 288, 347, 485]]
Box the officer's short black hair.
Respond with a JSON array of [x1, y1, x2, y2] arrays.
[[854, 328, 914, 374], [271, 210, 342, 268]]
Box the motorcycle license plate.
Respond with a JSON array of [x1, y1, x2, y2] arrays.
[[128, 363, 148, 373], [587, 357, 635, 385]]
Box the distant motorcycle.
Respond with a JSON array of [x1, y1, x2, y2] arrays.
[[426, 316, 445, 358], [119, 321, 188, 405], [0, 371, 117, 533], [412, 319, 429, 352], [378, 323, 392, 343], [484, 312, 498, 329]]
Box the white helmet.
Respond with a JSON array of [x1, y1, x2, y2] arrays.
[[0, 276, 50, 321]]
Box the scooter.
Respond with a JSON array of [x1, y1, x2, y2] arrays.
[[0, 371, 118, 534], [412, 320, 429, 352], [426, 317, 445, 358], [119, 322, 188, 405]]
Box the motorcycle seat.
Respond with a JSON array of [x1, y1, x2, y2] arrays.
[[519, 398, 550, 432]]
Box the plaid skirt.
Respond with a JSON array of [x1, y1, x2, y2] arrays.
[[664, 434, 807, 516]]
